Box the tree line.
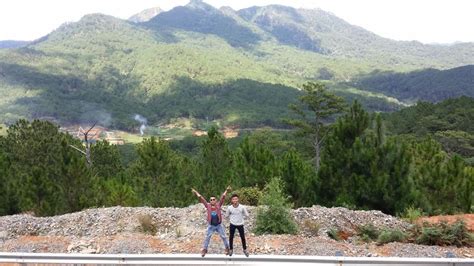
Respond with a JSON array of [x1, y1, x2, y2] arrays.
[[0, 83, 472, 217]]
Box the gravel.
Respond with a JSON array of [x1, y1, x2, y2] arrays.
[[0, 205, 472, 258]]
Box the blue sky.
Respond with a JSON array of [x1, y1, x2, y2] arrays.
[[0, 0, 473, 44]]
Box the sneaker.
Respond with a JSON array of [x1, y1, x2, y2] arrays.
[[201, 249, 207, 257], [243, 249, 249, 257], [228, 249, 233, 256], [225, 247, 230, 256]]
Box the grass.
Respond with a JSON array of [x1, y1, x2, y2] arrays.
[[137, 214, 158, 235], [302, 219, 320, 236]]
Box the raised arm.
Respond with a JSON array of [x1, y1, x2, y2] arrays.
[[219, 185, 232, 206], [191, 188, 208, 206]]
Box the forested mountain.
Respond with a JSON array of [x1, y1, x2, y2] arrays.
[[1, 0, 473, 128], [353, 65, 474, 103], [0, 40, 30, 49]]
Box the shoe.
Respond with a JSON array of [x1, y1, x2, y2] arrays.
[[243, 249, 249, 257], [201, 249, 207, 257], [225, 247, 230, 256], [229, 249, 233, 256]]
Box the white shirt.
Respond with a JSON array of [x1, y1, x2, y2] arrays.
[[225, 204, 249, 226]]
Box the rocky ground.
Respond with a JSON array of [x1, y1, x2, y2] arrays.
[[0, 205, 472, 258]]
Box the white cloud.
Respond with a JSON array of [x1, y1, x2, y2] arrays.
[[0, 0, 473, 43]]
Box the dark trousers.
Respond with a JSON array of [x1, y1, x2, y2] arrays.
[[229, 224, 247, 250]]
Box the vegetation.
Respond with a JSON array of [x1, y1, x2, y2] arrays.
[[413, 221, 473, 247], [0, 87, 471, 229], [1, 2, 473, 128], [354, 66, 474, 102], [255, 177, 298, 235]]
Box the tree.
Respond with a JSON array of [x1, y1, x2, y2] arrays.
[[255, 177, 298, 235], [285, 82, 346, 171], [198, 127, 234, 195], [233, 137, 277, 188], [133, 137, 180, 207]]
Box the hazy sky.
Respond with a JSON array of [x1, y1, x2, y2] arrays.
[[0, 0, 473, 44]]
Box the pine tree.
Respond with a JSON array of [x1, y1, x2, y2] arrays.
[[285, 82, 346, 171]]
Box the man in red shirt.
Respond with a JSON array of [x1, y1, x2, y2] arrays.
[[192, 186, 231, 257]]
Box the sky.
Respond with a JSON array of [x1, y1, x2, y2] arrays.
[[0, 0, 473, 44]]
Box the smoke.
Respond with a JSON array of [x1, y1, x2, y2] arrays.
[[134, 114, 147, 136]]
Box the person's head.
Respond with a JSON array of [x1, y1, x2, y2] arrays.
[[231, 194, 239, 205], [209, 196, 217, 206]]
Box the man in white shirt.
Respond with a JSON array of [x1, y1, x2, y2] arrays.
[[225, 194, 249, 257]]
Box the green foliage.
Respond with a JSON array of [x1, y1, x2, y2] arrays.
[[319, 101, 415, 214], [414, 221, 473, 247], [377, 229, 407, 245], [255, 177, 298, 235], [357, 224, 380, 242], [400, 206, 425, 224], [327, 228, 341, 241], [285, 82, 346, 170], [355, 66, 474, 102], [232, 186, 262, 206]]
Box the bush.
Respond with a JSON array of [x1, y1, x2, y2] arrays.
[[302, 219, 320, 236], [400, 206, 424, 223], [137, 214, 157, 235], [232, 186, 263, 206], [327, 228, 341, 241], [357, 224, 380, 242], [414, 220, 473, 247], [254, 177, 298, 235], [377, 229, 407, 245]]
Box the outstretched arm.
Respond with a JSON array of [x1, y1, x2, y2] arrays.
[[219, 185, 231, 206], [191, 188, 207, 205]]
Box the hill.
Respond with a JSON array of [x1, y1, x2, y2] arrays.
[[1, 1, 473, 128], [0, 40, 30, 49], [353, 65, 474, 103]]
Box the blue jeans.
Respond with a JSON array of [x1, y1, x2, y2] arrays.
[[202, 224, 229, 249]]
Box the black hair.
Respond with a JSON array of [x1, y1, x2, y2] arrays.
[[231, 194, 239, 199]]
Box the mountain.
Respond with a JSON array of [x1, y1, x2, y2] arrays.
[[0, 40, 30, 49], [0, 2, 473, 128], [353, 65, 474, 103], [128, 7, 162, 23]]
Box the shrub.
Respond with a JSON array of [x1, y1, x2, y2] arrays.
[[254, 177, 298, 235], [400, 206, 424, 223], [327, 228, 341, 241], [137, 214, 157, 235], [357, 224, 380, 242], [414, 220, 473, 247], [377, 229, 407, 245], [302, 219, 320, 236], [232, 186, 263, 206]]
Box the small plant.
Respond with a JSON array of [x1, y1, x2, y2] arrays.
[[327, 228, 341, 241], [357, 224, 380, 242], [137, 214, 157, 235], [302, 219, 320, 236], [377, 229, 407, 245], [175, 227, 183, 238], [401, 206, 424, 224], [414, 220, 473, 247]]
